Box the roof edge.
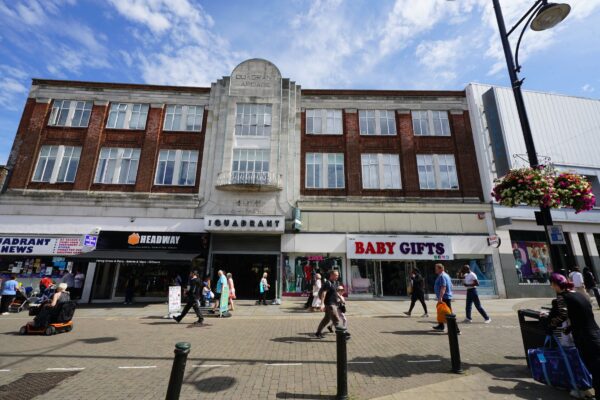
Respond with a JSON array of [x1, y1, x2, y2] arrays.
[[31, 78, 211, 94], [302, 89, 466, 97]]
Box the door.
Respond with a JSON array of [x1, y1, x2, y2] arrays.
[[380, 261, 406, 296], [91, 262, 117, 300], [212, 254, 278, 299]]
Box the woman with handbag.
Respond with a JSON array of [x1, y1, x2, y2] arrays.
[[546, 273, 600, 397]]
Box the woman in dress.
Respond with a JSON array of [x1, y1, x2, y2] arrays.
[[258, 272, 270, 305], [545, 273, 600, 397], [311, 273, 322, 311], [227, 273, 236, 311]]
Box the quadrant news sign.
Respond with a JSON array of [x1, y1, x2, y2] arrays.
[[0, 236, 84, 255], [347, 235, 453, 260]]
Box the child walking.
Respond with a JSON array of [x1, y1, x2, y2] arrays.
[[327, 285, 348, 332]]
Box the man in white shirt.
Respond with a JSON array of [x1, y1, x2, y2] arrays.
[[569, 266, 589, 299], [460, 265, 491, 324]]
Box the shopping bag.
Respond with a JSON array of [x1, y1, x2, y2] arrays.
[[527, 335, 593, 391], [436, 302, 452, 324]]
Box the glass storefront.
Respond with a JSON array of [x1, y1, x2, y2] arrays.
[[282, 254, 343, 296]]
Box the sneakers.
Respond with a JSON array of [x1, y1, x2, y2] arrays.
[[172, 316, 181, 323], [463, 318, 472, 323], [193, 319, 204, 325], [432, 325, 444, 332], [403, 312, 411, 317], [314, 333, 325, 339], [327, 325, 334, 333], [484, 318, 492, 324], [421, 313, 429, 318]]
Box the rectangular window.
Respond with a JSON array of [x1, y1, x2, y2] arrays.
[[359, 110, 396, 135], [361, 153, 401, 189], [155, 149, 198, 186], [305, 152, 345, 189], [32, 145, 81, 183], [232, 149, 270, 184], [235, 104, 272, 136], [94, 147, 141, 184], [163, 105, 204, 132], [306, 109, 342, 135], [48, 100, 93, 127], [416, 154, 459, 190], [106, 103, 149, 130], [412, 110, 451, 136]]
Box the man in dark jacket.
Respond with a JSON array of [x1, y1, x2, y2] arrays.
[[404, 268, 428, 317], [584, 267, 600, 307], [173, 271, 204, 325]]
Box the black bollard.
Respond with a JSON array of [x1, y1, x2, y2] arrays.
[[446, 314, 463, 374], [165, 342, 191, 400], [335, 326, 349, 400]]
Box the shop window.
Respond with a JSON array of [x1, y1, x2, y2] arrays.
[[106, 103, 149, 130], [412, 110, 451, 136], [359, 110, 396, 136], [305, 153, 345, 189], [361, 153, 401, 189], [306, 109, 342, 135], [48, 100, 93, 127], [32, 145, 81, 183], [163, 105, 203, 132], [510, 230, 553, 284], [235, 103, 272, 136], [416, 154, 458, 190], [94, 147, 141, 184], [155, 149, 199, 186], [283, 255, 343, 295]]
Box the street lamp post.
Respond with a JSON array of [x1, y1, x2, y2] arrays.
[[491, 0, 571, 272]]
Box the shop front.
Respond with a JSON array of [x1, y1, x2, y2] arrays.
[[0, 235, 88, 294], [206, 215, 285, 300], [71, 231, 210, 303]]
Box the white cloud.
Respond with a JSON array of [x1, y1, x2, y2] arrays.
[[0, 65, 29, 110], [582, 84, 595, 93]]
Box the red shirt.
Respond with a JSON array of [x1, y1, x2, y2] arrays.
[[40, 277, 53, 288]]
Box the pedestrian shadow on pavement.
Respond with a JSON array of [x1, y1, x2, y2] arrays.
[[271, 333, 327, 343], [80, 337, 118, 344], [348, 353, 470, 378], [382, 330, 445, 336], [487, 377, 562, 399], [192, 376, 236, 393], [275, 392, 334, 399]]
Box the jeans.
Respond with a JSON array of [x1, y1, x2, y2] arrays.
[[179, 298, 203, 322], [466, 288, 489, 320]]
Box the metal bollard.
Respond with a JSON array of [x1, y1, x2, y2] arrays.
[[165, 342, 191, 400], [446, 314, 463, 374], [335, 326, 349, 400]]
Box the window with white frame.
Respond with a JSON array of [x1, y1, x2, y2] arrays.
[[32, 145, 81, 183], [305, 153, 345, 189], [416, 154, 459, 190], [106, 103, 149, 130], [306, 109, 343, 135], [94, 147, 141, 184], [163, 105, 204, 132], [232, 149, 270, 184], [359, 110, 396, 135], [412, 110, 451, 136], [361, 153, 401, 189], [155, 149, 199, 186], [235, 104, 272, 136], [48, 100, 93, 127]]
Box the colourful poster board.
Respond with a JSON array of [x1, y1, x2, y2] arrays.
[[219, 285, 229, 315]]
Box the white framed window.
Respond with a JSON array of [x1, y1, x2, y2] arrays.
[[235, 104, 272, 136], [32, 145, 81, 183], [359, 110, 396, 136], [416, 154, 459, 190], [306, 109, 343, 135], [155, 149, 199, 186], [94, 147, 141, 184], [106, 103, 149, 130], [232, 149, 270, 184], [305, 153, 345, 189], [163, 105, 204, 132], [412, 110, 451, 136], [48, 100, 92, 127], [361, 153, 401, 189]]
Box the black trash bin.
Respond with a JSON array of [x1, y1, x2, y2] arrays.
[[517, 309, 547, 367]]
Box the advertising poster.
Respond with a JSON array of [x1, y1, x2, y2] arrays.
[[168, 286, 181, 314], [219, 285, 229, 315], [511, 241, 553, 283]]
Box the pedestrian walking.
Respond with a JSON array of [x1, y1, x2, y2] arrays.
[[124, 274, 136, 304], [311, 273, 322, 311], [314, 270, 345, 339], [227, 273, 236, 311], [73, 270, 85, 300], [212, 270, 227, 312], [201, 276, 213, 307], [327, 285, 348, 333], [545, 273, 600, 398], [258, 272, 270, 305], [61, 270, 75, 290], [569, 266, 589, 299], [432, 263, 459, 333], [304, 270, 316, 309], [173, 270, 204, 325], [583, 267, 600, 306], [404, 268, 428, 317], [460, 265, 491, 324], [1, 275, 20, 315]]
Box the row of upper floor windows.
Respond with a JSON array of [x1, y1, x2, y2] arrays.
[[32, 145, 199, 186], [46, 99, 454, 138]]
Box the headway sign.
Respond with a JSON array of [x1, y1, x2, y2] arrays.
[[347, 235, 453, 260]]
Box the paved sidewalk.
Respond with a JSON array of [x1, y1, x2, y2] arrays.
[[0, 297, 595, 399]]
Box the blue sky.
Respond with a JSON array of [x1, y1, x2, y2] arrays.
[[1, 0, 599, 165]]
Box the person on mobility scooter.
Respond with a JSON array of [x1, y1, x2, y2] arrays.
[[20, 283, 76, 335]]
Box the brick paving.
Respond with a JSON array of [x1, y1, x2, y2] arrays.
[[0, 298, 594, 399]]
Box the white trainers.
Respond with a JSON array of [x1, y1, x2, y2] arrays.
[[484, 318, 492, 324], [463, 318, 472, 323]]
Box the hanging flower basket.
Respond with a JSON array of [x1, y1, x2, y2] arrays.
[[492, 166, 595, 214]]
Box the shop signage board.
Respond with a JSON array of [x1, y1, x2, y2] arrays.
[[347, 235, 453, 260], [547, 225, 566, 245], [95, 231, 210, 252], [0, 236, 84, 255], [205, 215, 284, 233], [168, 286, 182, 314], [219, 285, 229, 316]]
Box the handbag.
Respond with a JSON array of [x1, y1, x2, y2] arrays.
[[436, 302, 452, 324], [528, 335, 593, 391]]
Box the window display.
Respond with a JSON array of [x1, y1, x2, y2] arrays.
[[282, 255, 343, 295]]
